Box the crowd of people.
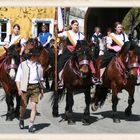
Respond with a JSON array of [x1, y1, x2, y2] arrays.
[[1, 19, 130, 133]]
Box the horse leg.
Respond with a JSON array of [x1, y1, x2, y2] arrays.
[[52, 91, 59, 117], [125, 88, 135, 117], [112, 94, 120, 123], [15, 93, 21, 119], [111, 84, 120, 123], [82, 87, 91, 125], [65, 90, 75, 125], [5, 94, 14, 121]]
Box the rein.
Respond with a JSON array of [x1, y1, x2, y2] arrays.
[[114, 53, 139, 85], [0, 55, 18, 73]]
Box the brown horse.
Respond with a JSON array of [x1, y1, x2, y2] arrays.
[[51, 40, 93, 125], [0, 46, 21, 121], [91, 41, 140, 123]]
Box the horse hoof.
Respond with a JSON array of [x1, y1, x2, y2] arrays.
[[52, 112, 59, 118], [82, 119, 90, 126], [125, 109, 132, 117], [68, 120, 75, 125], [91, 105, 98, 111], [6, 116, 13, 121], [113, 118, 120, 123]]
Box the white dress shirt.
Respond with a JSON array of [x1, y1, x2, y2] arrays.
[[15, 60, 44, 84], [4, 34, 26, 48], [106, 32, 129, 46], [58, 30, 85, 45]]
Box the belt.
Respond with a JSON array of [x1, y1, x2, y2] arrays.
[[28, 83, 39, 86]]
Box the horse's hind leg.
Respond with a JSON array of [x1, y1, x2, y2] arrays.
[[65, 90, 75, 125], [5, 94, 14, 121], [82, 87, 91, 125]]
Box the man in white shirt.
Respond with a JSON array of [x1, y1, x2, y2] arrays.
[[15, 48, 44, 133]]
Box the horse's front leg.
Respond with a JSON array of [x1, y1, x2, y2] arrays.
[[111, 84, 120, 123], [125, 95, 134, 117], [15, 91, 21, 119], [82, 87, 91, 125], [125, 87, 135, 117], [5, 93, 14, 121], [65, 90, 75, 125]]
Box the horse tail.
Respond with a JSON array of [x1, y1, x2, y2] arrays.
[[50, 88, 65, 106], [94, 85, 109, 107]]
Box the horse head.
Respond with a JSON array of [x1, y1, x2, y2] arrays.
[[117, 41, 139, 79], [74, 40, 91, 78], [2, 44, 22, 79], [126, 41, 140, 77]]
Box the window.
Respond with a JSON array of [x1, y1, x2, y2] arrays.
[[0, 19, 10, 45], [32, 18, 54, 37]]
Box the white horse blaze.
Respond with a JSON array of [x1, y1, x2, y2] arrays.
[[9, 58, 16, 79]]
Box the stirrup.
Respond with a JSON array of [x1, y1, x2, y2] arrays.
[[92, 77, 98, 83], [58, 81, 64, 89]]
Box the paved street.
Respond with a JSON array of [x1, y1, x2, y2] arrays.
[[0, 86, 140, 135]]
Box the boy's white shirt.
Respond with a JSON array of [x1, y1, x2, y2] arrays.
[[15, 60, 44, 91]]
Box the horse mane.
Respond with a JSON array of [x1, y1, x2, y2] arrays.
[[118, 40, 140, 57], [118, 41, 131, 56], [76, 40, 89, 51], [130, 40, 140, 56]]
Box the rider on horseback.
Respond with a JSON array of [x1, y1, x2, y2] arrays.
[[91, 27, 103, 59], [4, 24, 26, 56], [57, 20, 95, 88], [96, 21, 129, 85]]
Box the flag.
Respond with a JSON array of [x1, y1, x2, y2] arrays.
[[57, 7, 65, 32]]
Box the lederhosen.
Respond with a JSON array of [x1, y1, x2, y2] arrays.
[[58, 32, 80, 72], [100, 33, 125, 68]]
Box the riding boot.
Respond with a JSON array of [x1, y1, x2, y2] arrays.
[[94, 67, 105, 85]]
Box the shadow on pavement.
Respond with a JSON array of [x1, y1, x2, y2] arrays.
[[24, 109, 41, 119], [24, 123, 51, 132], [92, 110, 140, 122], [59, 112, 98, 125]]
